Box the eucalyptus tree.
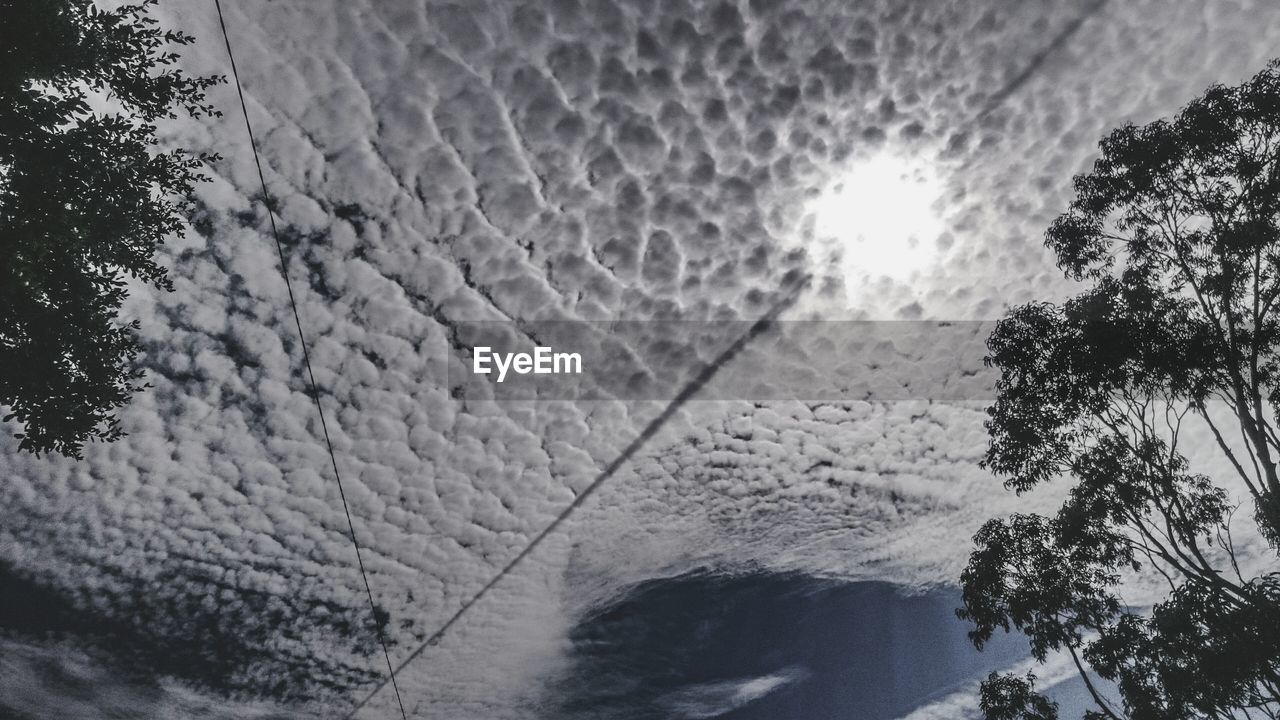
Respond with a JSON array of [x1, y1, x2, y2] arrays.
[[961, 60, 1280, 719]]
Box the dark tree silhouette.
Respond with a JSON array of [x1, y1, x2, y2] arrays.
[[0, 0, 220, 458], [960, 60, 1280, 719]]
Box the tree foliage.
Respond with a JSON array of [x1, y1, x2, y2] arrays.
[[981, 672, 1060, 720], [961, 60, 1280, 719], [0, 0, 220, 458]]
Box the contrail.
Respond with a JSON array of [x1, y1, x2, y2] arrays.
[[342, 274, 812, 719]]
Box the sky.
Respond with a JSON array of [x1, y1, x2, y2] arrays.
[[550, 576, 1030, 719], [4, 0, 1280, 718]]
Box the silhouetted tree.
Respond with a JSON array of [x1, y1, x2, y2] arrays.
[[981, 672, 1059, 720], [960, 60, 1280, 719], [0, 0, 220, 458]]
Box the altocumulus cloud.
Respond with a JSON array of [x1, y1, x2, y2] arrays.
[[3, 0, 1280, 717]]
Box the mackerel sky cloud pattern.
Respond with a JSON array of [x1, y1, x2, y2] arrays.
[[4, 1, 1280, 717]]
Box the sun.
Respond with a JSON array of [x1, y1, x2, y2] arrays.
[[809, 153, 946, 285]]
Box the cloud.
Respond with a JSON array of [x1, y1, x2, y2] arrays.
[[656, 666, 810, 719], [0, 635, 310, 720], [891, 647, 1093, 720], [3, 0, 1280, 717]]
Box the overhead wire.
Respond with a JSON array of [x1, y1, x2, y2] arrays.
[[211, 2, 408, 718], [343, 1, 1112, 715], [341, 274, 811, 719], [210, 0, 1110, 716]]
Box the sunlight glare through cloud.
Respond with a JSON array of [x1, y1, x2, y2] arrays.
[[810, 153, 946, 288]]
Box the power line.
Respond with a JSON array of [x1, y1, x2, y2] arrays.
[[342, 274, 811, 719], [210, 3, 408, 719], [975, 0, 1109, 120], [342, 3, 1113, 716], [213, 1, 1108, 715]]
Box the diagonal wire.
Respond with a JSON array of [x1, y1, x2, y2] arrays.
[[341, 274, 812, 719], [212, 1, 1110, 716], [342, 3, 1114, 717], [211, 2, 407, 718], [949, 0, 1114, 174], [974, 0, 1109, 121]]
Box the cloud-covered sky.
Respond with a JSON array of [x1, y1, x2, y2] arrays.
[[4, 0, 1280, 717]]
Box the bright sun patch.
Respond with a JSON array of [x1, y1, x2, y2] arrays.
[[810, 153, 946, 286]]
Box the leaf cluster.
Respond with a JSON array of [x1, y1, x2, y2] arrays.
[[0, 0, 222, 457]]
